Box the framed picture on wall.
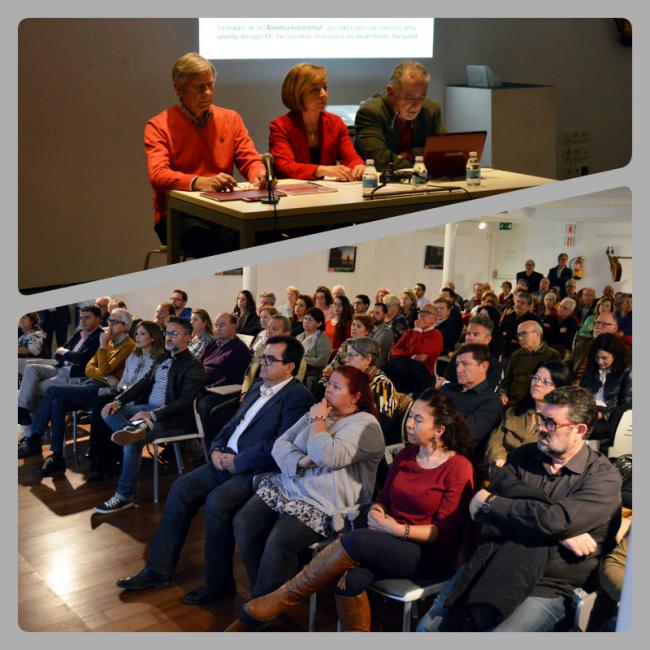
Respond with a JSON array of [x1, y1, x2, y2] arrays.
[[328, 246, 357, 272], [424, 245, 444, 269]]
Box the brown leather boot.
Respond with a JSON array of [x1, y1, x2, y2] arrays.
[[239, 538, 358, 629], [335, 592, 371, 631]]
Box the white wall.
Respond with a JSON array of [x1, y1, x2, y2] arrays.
[[19, 18, 631, 289]]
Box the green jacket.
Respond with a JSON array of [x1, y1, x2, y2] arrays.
[[498, 343, 561, 404], [354, 91, 446, 171]]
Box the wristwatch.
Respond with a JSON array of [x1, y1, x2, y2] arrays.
[[480, 493, 497, 515]]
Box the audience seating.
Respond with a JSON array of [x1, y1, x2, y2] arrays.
[[608, 409, 632, 458]]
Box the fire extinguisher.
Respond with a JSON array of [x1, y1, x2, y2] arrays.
[[571, 256, 584, 279]]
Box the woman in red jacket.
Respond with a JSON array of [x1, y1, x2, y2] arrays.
[[226, 387, 475, 632], [269, 63, 365, 181]]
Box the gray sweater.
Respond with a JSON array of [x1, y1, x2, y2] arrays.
[[269, 411, 385, 517]]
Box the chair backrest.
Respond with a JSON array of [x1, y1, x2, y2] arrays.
[[608, 409, 632, 458], [237, 333, 254, 346]]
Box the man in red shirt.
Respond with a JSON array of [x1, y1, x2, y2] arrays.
[[145, 52, 268, 258]]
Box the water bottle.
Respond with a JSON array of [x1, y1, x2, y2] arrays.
[[411, 156, 428, 186], [362, 159, 379, 196], [466, 151, 481, 186]]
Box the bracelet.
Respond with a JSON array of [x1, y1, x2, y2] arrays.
[[402, 523, 410, 540], [308, 415, 327, 424]]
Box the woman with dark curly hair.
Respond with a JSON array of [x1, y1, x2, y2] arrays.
[[226, 387, 475, 632], [313, 285, 334, 321], [325, 294, 354, 354], [233, 290, 261, 336], [290, 294, 315, 337], [580, 333, 632, 446]]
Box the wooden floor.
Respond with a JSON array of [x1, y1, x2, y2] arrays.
[[18, 429, 413, 633]]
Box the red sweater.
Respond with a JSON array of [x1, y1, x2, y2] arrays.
[[376, 445, 475, 569], [144, 104, 265, 225], [391, 327, 443, 376], [325, 319, 351, 354], [269, 111, 364, 179]]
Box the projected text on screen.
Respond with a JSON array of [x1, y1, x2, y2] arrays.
[[199, 18, 434, 59]]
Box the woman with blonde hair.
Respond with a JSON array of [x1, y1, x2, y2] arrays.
[[269, 63, 365, 181]]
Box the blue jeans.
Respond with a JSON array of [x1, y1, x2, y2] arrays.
[[31, 382, 100, 456], [416, 564, 569, 632], [103, 403, 155, 499], [146, 463, 254, 588]]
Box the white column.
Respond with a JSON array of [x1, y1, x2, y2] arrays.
[[242, 266, 255, 294], [442, 223, 459, 284]]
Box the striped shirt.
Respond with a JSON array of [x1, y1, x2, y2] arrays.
[[147, 356, 173, 409]]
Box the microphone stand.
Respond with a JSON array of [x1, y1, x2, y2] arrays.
[[260, 180, 279, 205]]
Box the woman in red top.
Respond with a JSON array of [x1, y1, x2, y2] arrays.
[[325, 295, 353, 354], [226, 388, 475, 632], [269, 63, 365, 181]]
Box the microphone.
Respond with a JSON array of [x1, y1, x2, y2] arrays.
[[261, 153, 276, 184], [260, 153, 279, 205]]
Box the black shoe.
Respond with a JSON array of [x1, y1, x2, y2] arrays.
[[18, 437, 42, 459], [180, 583, 235, 605], [93, 495, 134, 514], [39, 455, 66, 476], [116, 568, 173, 591], [111, 422, 149, 446], [18, 407, 32, 426]]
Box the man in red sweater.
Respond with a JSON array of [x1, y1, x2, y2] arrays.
[[145, 52, 268, 258], [390, 304, 443, 376]]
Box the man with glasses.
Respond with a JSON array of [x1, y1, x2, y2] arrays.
[[23, 309, 136, 474], [418, 386, 621, 632], [145, 52, 268, 258], [169, 289, 192, 319], [18, 304, 103, 458], [114, 336, 314, 606], [498, 321, 560, 407], [93, 316, 205, 514], [496, 291, 540, 361], [355, 61, 445, 171]]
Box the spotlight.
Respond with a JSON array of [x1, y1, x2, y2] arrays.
[[478, 222, 487, 230]]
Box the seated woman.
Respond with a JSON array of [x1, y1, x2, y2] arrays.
[[313, 285, 334, 321], [87, 320, 165, 481], [484, 360, 572, 468], [291, 294, 314, 337], [250, 306, 279, 358], [230, 366, 384, 619], [325, 295, 353, 354], [227, 388, 475, 632], [580, 333, 632, 447], [269, 63, 365, 181], [234, 290, 262, 337], [18, 312, 46, 360], [576, 297, 616, 338], [321, 313, 374, 384], [400, 289, 419, 327], [296, 307, 333, 394], [188, 308, 214, 361]]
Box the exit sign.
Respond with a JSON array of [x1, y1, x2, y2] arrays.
[[499, 222, 513, 230]]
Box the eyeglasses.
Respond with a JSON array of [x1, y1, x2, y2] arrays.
[[531, 375, 554, 388], [418, 309, 436, 316], [535, 413, 578, 432], [165, 330, 183, 339], [260, 354, 286, 366], [594, 320, 617, 328], [517, 330, 538, 338], [333, 302, 344, 307], [108, 319, 127, 326]]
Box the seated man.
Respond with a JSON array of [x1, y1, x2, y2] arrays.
[[169, 289, 192, 319], [369, 302, 394, 367], [437, 343, 503, 453], [498, 321, 560, 407], [463, 283, 484, 314], [154, 302, 174, 333], [545, 297, 578, 356], [114, 336, 314, 605], [27, 309, 136, 475], [444, 315, 502, 390], [383, 294, 409, 344], [18, 305, 102, 457], [196, 313, 252, 442], [145, 52, 268, 258], [495, 291, 540, 360], [390, 304, 443, 377], [352, 294, 371, 315], [354, 61, 446, 171], [94, 316, 205, 513], [413, 282, 430, 309], [417, 386, 622, 632]]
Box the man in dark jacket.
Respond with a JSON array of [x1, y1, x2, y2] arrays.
[[18, 304, 102, 457], [354, 61, 446, 171], [113, 336, 314, 606], [548, 253, 573, 298], [94, 316, 205, 513], [417, 387, 621, 632]]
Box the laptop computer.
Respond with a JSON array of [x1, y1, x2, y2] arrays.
[[423, 131, 487, 179]]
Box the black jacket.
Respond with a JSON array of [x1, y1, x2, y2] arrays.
[[115, 348, 205, 434], [54, 327, 102, 378], [581, 368, 632, 419]]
